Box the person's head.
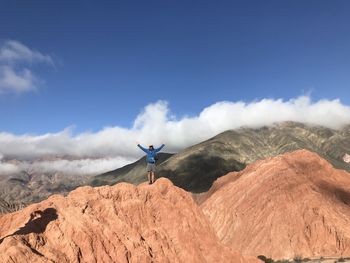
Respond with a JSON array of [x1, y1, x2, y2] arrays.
[[149, 145, 154, 150]]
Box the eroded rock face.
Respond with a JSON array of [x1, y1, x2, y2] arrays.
[[201, 150, 350, 259], [0, 178, 257, 263]]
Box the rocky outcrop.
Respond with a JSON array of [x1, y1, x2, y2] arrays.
[[201, 150, 350, 259], [0, 178, 257, 263]]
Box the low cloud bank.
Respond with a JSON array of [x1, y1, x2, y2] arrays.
[[0, 157, 131, 177], [0, 152, 131, 177], [1, 96, 350, 175]]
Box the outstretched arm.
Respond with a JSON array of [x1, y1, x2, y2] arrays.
[[137, 144, 148, 153], [154, 144, 165, 153]]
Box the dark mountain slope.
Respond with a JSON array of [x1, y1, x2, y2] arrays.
[[90, 122, 350, 193], [90, 153, 173, 186]]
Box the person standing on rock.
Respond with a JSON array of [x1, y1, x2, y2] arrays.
[[137, 143, 165, 184]]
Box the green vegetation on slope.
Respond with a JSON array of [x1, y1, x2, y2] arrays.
[[90, 122, 350, 193]]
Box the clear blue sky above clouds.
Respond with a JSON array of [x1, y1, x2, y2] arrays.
[[1, 0, 350, 134]]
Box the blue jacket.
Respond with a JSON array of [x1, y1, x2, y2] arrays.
[[137, 144, 165, 164]]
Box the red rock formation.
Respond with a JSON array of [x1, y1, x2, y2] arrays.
[[0, 178, 257, 263], [201, 150, 350, 260]]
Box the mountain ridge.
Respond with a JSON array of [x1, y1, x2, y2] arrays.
[[2, 122, 350, 213], [90, 122, 350, 192]]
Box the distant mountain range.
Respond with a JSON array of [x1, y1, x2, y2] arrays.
[[0, 169, 91, 214], [89, 122, 350, 192]]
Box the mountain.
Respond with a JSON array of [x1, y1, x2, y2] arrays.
[[0, 167, 91, 214], [90, 122, 350, 193], [0, 178, 258, 263], [200, 150, 350, 260], [0, 197, 24, 214], [2, 122, 350, 214]]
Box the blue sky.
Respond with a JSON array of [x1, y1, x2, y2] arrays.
[[1, 0, 350, 135]]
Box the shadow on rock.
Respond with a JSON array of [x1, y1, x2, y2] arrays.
[[159, 154, 245, 193], [317, 181, 350, 205], [0, 208, 58, 244]]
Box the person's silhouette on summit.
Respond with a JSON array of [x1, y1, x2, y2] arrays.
[[137, 143, 165, 184]]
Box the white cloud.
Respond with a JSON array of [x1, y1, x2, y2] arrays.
[[0, 162, 21, 175], [22, 157, 130, 176], [0, 66, 37, 93], [1, 95, 350, 159], [0, 153, 21, 175], [0, 96, 350, 176], [0, 157, 131, 177], [25, 157, 130, 176], [0, 40, 52, 94], [0, 40, 53, 65]]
